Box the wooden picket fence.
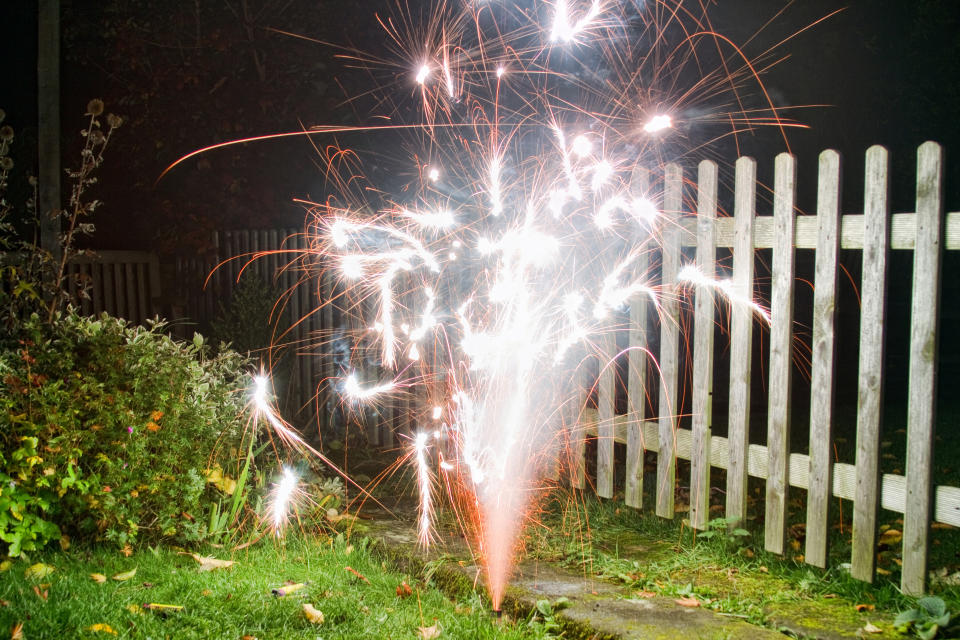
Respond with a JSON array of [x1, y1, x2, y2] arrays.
[[63, 250, 162, 324], [172, 229, 406, 447], [571, 141, 957, 596]]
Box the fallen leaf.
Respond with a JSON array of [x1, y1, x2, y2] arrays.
[[201, 589, 212, 596], [112, 568, 137, 581], [789, 539, 802, 551], [876, 567, 892, 576], [758, 566, 768, 573], [855, 604, 875, 612], [863, 622, 882, 634], [674, 502, 689, 513], [181, 553, 235, 571], [878, 529, 902, 546], [24, 563, 54, 580], [634, 590, 657, 598], [86, 623, 118, 635], [418, 623, 441, 639], [59, 535, 70, 551], [32, 585, 48, 600], [302, 603, 325, 624], [396, 581, 413, 598], [0, 561, 10, 572], [126, 604, 143, 615], [345, 566, 369, 583], [90, 573, 107, 583], [675, 597, 700, 608], [10, 622, 23, 640], [241, 636, 259, 640], [120, 545, 133, 557]]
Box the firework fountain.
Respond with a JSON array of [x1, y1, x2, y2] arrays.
[[189, 0, 819, 612]]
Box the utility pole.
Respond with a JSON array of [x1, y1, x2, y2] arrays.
[[38, 0, 60, 262]]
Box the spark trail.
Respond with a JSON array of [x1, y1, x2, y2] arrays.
[[212, 0, 808, 610]]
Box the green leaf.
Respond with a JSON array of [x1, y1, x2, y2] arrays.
[[895, 609, 921, 628], [919, 596, 946, 618]]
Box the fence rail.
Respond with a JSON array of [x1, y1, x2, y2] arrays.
[[569, 141, 954, 596]]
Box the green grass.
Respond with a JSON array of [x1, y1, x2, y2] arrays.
[[524, 493, 960, 636], [0, 534, 552, 639]]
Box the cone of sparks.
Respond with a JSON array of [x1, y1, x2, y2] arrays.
[[236, 0, 810, 611]]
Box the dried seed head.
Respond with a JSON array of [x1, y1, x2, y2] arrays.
[[85, 99, 105, 116], [89, 129, 105, 145], [0, 125, 13, 142], [0, 156, 13, 171], [106, 113, 123, 129]]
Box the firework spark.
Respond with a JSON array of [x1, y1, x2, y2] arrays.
[[187, 0, 814, 611]]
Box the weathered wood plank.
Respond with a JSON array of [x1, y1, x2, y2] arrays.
[[597, 331, 617, 499], [569, 352, 589, 490], [656, 163, 683, 519], [626, 168, 652, 509], [902, 141, 944, 595], [679, 210, 960, 251], [764, 152, 796, 555], [806, 149, 842, 568], [852, 145, 890, 583], [322, 268, 337, 439], [690, 160, 717, 530], [581, 410, 960, 528], [726, 156, 756, 528]]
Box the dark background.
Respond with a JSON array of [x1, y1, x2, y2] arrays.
[[3, 0, 959, 251]]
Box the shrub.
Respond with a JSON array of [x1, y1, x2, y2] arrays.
[[0, 310, 251, 554]]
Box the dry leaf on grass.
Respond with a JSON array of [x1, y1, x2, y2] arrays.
[[10, 622, 24, 640], [418, 623, 441, 639], [396, 581, 413, 598], [32, 585, 48, 601], [345, 566, 370, 583], [634, 590, 657, 598], [90, 573, 107, 583], [674, 597, 700, 608], [855, 604, 875, 612], [86, 623, 118, 635], [24, 563, 54, 580], [112, 568, 137, 581], [862, 622, 882, 634], [180, 553, 235, 571], [302, 603, 325, 624]]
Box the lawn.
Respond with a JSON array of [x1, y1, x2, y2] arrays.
[[0, 533, 550, 639]]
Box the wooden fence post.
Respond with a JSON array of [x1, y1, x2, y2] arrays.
[[597, 330, 617, 499], [902, 141, 944, 595], [764, 152, 796, 555], [626, 167, 652, 509], [805, 149, 842, 568], [726, 156, 756, 527], [656, 163, 683, 519], [690, 159, 717, 530], [852, 145, 890, 582]]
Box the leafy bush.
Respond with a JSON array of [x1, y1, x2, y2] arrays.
[[0, 310, 251, 554]]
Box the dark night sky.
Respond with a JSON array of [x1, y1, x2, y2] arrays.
[[3, 1, 960, 246]]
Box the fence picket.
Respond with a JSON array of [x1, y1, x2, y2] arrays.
[[726, 157, 757, 527], [690, 160, 717, 530], [626, 167, 652, 509], [902, 142, 944, 595], [806, 150, 842, 568], [597, 331, 617, 499], [764, 152, 796, 554], [852, 145, 890, 582], [656, 163, 683, 519]]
